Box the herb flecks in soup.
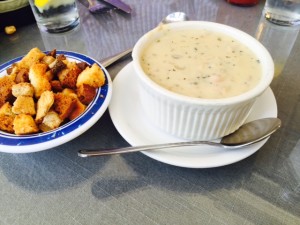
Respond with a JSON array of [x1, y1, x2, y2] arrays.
[[140, 28, 262, 99]]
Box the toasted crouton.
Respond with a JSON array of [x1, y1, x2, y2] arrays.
[[62, 88, 75, 94], [7, 64, 19, 79], [53, 93, 76, 120], [77, 84, 96, 105], [6, 65, 14, 75], [39, 110, 62, 132], [76, 62, 89, 71], [12, 82, 34, 97], [69, 99, 86, 120], [45, 70, 54, 81], [76, 63, 105, 88], [62, 88, 77, 97], [0, 114, 14, 133], [50, 80, 63, 92], [57, 54, 66, 61], [58, 62, 81, 89], [0, 102, 14, 116], [18, 47, 46, 70], [13, 114, 39, 135], [42, 55, 56, 66], [14, 68, 29, 83], [12, 96, 36, 115], [0, 75, 15, 107], [49, 59, 66, 76], [36, 91, 54, 123], [29, 63, 51, 98], [47, 49, 56, 58]]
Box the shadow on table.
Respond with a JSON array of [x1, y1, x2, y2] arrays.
[[0, 111, 127, 192], [91, 150, 257, 199]]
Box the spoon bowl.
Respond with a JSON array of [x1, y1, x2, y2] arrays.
[[100, 12, 188, 67], [78, 118, 281, 157], [161, 12, 189, 24]]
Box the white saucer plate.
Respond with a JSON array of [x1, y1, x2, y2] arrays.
[[0, 51, 112, 153], [109, 62, 277, 168]]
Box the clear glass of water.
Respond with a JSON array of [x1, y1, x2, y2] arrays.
[[263, 0, 300, 26], [256, 15, 300, 77], [28, 0, 80, 33]]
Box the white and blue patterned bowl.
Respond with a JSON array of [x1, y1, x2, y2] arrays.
[[0, 51, 112, 153]]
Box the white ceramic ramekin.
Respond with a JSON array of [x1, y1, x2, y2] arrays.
[[132, 21, 274, 140]]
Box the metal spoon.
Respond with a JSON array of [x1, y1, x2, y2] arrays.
[[78, 118, 281, 157], [100, 12, 188, 67]]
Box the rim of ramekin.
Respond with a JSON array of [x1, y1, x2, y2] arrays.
[[132, 21, 274, 106]]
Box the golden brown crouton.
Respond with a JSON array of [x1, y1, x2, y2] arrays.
[[57, 54, 66, 61], [0, 114, 14, 133], [13, 114, 39, 135], [76, 63, 105, 88], [36, 91, 54, 123], [18, 47, 46, 70], [57, 68, 69, 85], [29, 63, 51, 98], [39, 110, 62, 132], [76, 62, 89, 71], [53, 93, 76, 120], [62, 88, 76, 96], [0, 75, 15, 107], [6, 63, 19, 76], [42, 55, 56, 66], [12, 82, 34, 97], [50, 80, 63, 92], [5, 26, 16, 35], [14, 68, 29, 83], [6, 66, 14, 75], [0, 102, 14, 116], [69, 99, 87, 120], [49, 59, 66, 76], [12, 96, 36, 115], [77, 84, 96, 105], [58, 62, 81, 89], [61, 87, 87, 120], [47, 49, 56, 58], [45, 70, 54, 81]]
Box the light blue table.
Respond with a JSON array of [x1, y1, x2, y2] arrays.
[[0, 0, 299, 224]]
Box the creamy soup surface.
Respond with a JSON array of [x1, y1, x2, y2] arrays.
[[140, 28, 262, 99]]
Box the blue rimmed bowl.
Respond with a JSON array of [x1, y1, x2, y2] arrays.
[[0, 51, 112, 153]]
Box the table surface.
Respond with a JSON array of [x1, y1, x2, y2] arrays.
[[1, 0, 300, 224]]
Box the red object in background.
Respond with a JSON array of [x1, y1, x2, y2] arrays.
[[227, 0, 259, 6]]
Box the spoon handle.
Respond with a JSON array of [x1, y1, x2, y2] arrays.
[[78, 141, 222, 157], [101, 48, 133, 67]]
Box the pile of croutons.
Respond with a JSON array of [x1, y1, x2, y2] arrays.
[[0, 47, 106, 135]]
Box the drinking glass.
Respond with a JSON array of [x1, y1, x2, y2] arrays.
[[256, 15, 299, 77], [263, 0, 300, 26], [28, 0, 80, 33]]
